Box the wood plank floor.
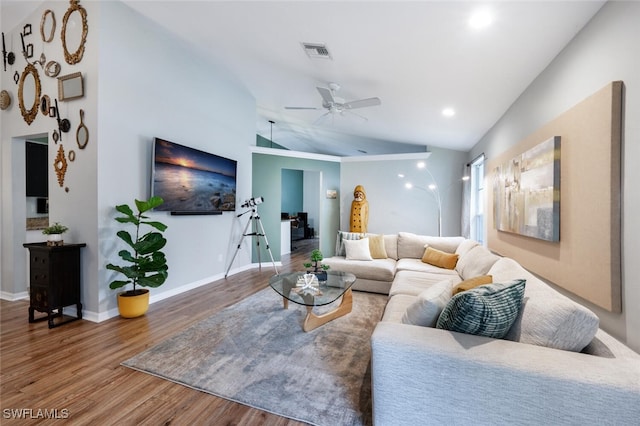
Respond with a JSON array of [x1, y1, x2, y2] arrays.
[[1, 239, 321, 425]]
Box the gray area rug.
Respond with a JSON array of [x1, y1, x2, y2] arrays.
[[122, 287, 387, 425]]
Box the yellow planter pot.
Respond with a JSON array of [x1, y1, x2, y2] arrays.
[[117, 289, 150, 318]]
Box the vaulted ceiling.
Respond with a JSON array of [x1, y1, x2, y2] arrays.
[[2, 1, 606, 156]]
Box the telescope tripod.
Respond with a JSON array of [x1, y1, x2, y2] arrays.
[[225, 207, 278, 278]]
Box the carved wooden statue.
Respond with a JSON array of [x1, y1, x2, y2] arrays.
[[350, 185, 369, 233]]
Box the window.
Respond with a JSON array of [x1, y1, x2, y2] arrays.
[[469, 155, 485, 244]]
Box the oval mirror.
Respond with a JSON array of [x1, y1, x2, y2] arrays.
[[61, 1, 88, 65], [41, 9, 56, 43], [18, 63, 41, 125], [41, 94, 50, 115], [76, 109, 89, 149]]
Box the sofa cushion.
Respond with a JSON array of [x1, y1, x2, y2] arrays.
[[436, 279, 526, 339], [455, 239, 481, 258], [397, 232, 464, 259], [344, 237, 373, 261], [368, 234, 388, 259], [488, 257, 599, 352], [380, 294, 416, 322], [396, 259, 461, 277], [401, 280, 454, 327], [322, 257, 396, 282], [422, 247, 459, 269], [454, 245, 500, 280], [390, 270, 460, 297], [383, 234, 398, 260], [335, 231, 364, 256], [452, 275, 493, 295]]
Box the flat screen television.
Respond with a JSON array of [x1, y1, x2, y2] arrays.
[[151, 138, 237, 214]]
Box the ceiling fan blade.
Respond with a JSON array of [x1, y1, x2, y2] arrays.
[[343, 109, 369, 122], [284, 106, 320, 110], [312, 111, 331, 125], [317, 87, 335, 105], [343, 97, 381, 110]]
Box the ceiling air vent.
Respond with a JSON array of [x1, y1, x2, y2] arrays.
[[301, 42, 332, 59]]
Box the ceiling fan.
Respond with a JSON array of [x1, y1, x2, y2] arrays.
[[285, 82, 381, 122]]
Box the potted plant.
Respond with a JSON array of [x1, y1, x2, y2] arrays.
[[106, 196, 168, 318], [303, 249, 330, 281], [42, 222, 69, 246]]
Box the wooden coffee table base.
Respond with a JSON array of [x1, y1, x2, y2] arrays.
[[282, 288, 353, 332]]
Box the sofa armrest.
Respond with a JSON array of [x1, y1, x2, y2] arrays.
[[371, 322, 640, 425]]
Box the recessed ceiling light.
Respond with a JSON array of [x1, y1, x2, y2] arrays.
[[469, 9, 493, 29], [442, 108, 455, 117]]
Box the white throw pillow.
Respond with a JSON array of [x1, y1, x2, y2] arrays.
[[401, 279, 454, 327], [344, 237, 373, 261]]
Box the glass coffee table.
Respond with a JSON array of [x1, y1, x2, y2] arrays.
[[269, 271, 357, 332]]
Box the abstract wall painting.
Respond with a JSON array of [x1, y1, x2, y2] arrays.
[[493, 136, 561, 242]]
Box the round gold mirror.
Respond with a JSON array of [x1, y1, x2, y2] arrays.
[[40, 9, 56, 43], [76, 109, 89, 149], [61, 0, 88, 65], [44, 61, 61, 77], [18, 63, 41, 125]]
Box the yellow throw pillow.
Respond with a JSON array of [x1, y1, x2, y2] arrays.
[[421, 247, 459, 269], [368, 234, 387, 259], [452, 275, 493, 295]]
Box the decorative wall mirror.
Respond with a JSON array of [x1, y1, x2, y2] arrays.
[[61, 0, 88, 65], [40, 94, 50, 115], [76, 109, 88, 149], [18, 63, 41, 125], [44, 61, 61, 77], [58, 72, 83, 101], [54, 144, 68, 187], [40, 10, 56, 43]]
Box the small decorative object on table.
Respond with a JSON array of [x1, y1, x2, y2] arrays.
[[294, 273, 322, 296], [303, 249, 330, 281], [42, 222, 68, 246]]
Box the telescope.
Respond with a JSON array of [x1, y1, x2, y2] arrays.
[[241, 196, 264, 208]]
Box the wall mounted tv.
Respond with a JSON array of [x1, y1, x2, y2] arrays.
[[151, 138, 237, 214]]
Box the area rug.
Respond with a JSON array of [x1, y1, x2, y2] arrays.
[[122, 287, 387, 425]]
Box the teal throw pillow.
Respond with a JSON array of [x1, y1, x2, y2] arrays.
[[436, 279, 526, 339]]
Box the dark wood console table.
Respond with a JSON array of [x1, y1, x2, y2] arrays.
[[23, 242, 86, 328]]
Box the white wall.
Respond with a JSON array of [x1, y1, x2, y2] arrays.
[[0, 0, 98, 300], [95, 2, 255, 318], [0, 1, 256, 319], [340, 148, 467, 236], [469, 1, 640, 352]]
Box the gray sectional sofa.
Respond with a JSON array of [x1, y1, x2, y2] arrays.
[[323, 232, 640, 425]]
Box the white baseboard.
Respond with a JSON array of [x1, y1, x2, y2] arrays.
[[0, 291, 29, 301], [82, 262, 280, 323]]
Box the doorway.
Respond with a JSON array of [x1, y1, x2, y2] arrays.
[[281, 169, 320, 254]]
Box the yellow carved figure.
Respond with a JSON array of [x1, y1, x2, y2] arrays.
[[350, 185, 369, 233]]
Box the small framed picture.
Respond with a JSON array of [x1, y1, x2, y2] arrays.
[[326, 189, 337, 199]]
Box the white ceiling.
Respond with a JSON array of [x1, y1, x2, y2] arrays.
[[2, 1, 606, 156]]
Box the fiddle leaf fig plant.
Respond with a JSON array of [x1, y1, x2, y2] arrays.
[[106, 196, 168, 295]]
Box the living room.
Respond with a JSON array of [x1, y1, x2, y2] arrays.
[[1, 0, 639, 423]]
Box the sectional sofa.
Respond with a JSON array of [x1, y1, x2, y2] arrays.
[[322, 232, 640, 425]]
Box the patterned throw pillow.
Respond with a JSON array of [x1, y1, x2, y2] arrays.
[[436, 279, 526, 339], [335, 231, 364, 256]]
